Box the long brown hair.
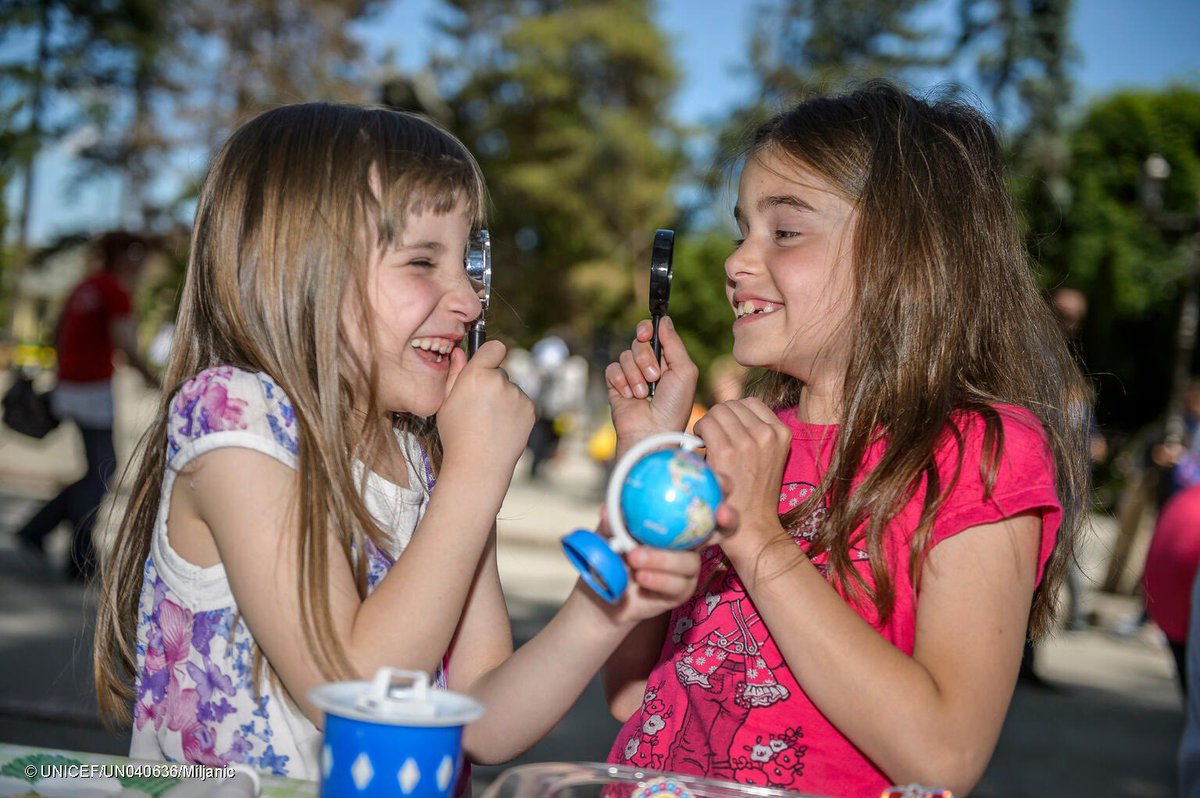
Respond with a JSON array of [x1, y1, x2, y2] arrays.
[[94, 103, 486, 724], [743, 83, 1091, 636]]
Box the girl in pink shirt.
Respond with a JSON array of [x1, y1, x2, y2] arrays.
[[603, 83, 1091, 797]]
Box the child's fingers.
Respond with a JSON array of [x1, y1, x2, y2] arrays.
[[632, 338, 661, 382], [711, 503, 740, 543], [731, 397, 789, 433], [443, 347, 468, 399], [626, 546, 701, 577], [720, 400, 792, 457], [606, 362, 634, 400], [657, 317, 698, 379], [619, 350, 649, 399], [632, 568, 695, 597], [465, 338, 507, 370]]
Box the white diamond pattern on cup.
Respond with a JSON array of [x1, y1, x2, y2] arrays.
[[351, 753, 374, 791], [436, 755, 455, 791], [322, 745, 333, 778], [399, 758, 421, 795]]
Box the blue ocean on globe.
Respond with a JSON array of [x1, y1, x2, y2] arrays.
[[620, 449, 722, 550]]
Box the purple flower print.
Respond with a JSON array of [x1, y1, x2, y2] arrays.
[[256, 745, 289, 777], [222, 732, 254, 761], [140, 666, 170, 704], [153, 576, 169, 609], [192, 612, 221, 657], [182, 723, 225, 767], [186, 658, 234, 705], [156, 599, 193, 669], [198, 697, 236, 724], [134, 696, 166, 732], [175, 368, 249, 440]]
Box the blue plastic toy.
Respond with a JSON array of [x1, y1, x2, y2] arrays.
[[562, 432, 722, 602]]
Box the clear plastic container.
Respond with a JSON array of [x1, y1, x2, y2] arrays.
[[478, 762, 828, 798]]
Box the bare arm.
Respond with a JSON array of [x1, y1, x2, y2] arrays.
[[194, 341, 533, 726], [729, 514, 1038, 795], [698, 397, 1041, 795], [193, 446, 511, 725], [601, 615, 669, 722], [443, 512, 732, 764], [600, 315, 698, 722]]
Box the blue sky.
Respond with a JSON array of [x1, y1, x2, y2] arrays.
[[12, 0, 1200, 245]]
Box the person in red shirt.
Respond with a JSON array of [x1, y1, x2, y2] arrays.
[[15, 231, 157, 580], [1143, 484, 1200, 692], [602, 84, 1091, 796]]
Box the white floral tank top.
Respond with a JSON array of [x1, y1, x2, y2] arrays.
[[129, 366, 439, 778]]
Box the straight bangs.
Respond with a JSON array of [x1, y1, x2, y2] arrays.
[[365, 111, 488, 251]]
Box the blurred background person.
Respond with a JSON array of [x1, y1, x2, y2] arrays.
[[526, 333, 588, 480], [1144, 483, 1200, 695], [12, 231, 158, 581]]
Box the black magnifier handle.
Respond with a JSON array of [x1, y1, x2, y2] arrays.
[[648, 229, 675, 397], [467, 324, 486, 358]]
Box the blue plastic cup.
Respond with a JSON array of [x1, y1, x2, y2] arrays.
[[309, 669, 484, 798]]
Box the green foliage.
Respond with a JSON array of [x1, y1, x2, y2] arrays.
[[1058, 87, 1200, 314], [668, 230, 737, 379], [749, 0, 953, 102], [431, 0, 681, 345], [1015, 85, 1200, 432]]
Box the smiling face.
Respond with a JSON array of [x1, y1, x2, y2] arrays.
[[726, 149, 859, 392], [343, 200, 481, 418]]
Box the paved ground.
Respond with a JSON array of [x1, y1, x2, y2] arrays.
[[0, 371, 1186, 796]]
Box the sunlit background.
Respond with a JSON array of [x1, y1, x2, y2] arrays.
[[1, 1, 1199, 795]]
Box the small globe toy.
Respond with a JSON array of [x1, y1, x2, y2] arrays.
[[563, 432, 722, 602], [621, 449, 721, 549]]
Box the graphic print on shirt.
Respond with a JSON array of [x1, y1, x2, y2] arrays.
[[615, 480, 870, 788]]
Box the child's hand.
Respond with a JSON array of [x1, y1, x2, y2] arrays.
[[694, 398, 791, 559], [605, 316, 698, 456], [438, 340, 535, 476], [599, 503, 739, 626]]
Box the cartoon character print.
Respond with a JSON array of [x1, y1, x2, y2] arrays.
[[652, 555, 791, 778], [613, 478, 868, 784], [672, 563, 790, 708]]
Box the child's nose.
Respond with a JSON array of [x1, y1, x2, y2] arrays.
[[446, 269, 483, 322], [725, 242, 762, 281]]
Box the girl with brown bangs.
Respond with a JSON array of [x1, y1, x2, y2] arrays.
[[603, 82, 1091, 796], [93, 103, 725, 780]]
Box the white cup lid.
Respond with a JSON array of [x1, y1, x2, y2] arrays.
[[309, 668, 485, 727]]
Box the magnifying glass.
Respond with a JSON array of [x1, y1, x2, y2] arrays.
[[466, 229, 492, 358], [648, 229, 674, 397]]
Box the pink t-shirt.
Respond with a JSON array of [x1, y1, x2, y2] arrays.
[[1143, 484, 1200, 642], [607, 405, 1061, 797]]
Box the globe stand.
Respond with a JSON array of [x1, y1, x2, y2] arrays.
[[562, 432, 707, 603]]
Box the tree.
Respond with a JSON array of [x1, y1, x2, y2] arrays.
[[1054, 87, 1200, 430], [748, 0, 953, 104], [428, 0, 682, 345]]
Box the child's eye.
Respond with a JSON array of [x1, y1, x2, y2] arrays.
[[732, 238, 745, 248], [775, 230, 801, 241], [409, 258, 435, 268]]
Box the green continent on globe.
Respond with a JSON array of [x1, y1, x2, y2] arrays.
[[677, 497, 716, 546], [667, 450, 706, 491]]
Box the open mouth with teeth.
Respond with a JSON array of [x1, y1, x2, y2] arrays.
[[735, 300, 782, 319], [410, 337, 457, 364]]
